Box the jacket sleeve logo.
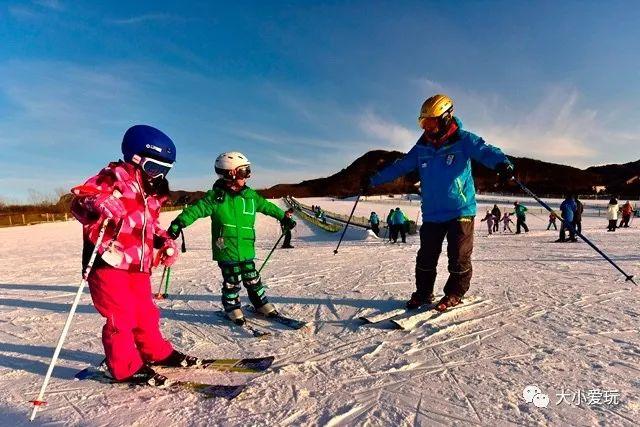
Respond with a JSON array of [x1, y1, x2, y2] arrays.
[[446, 154, 455, 165]]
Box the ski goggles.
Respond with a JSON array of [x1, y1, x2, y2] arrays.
[[418, 116, 440, 131], [138, 156, 174, 179], [234, 165, 251, 179], [216, 164, 252, 181]]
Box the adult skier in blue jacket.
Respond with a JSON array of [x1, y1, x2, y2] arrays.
[[556, 194, 577, 242], [367, 94, 513, 312]]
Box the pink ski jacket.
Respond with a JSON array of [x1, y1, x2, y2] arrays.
[[70, 161, 169, 273]]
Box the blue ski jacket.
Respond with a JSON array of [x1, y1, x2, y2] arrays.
[[560, 199, 577, 223], [369, 213, 380, 225], [370, 118, 510, 223]]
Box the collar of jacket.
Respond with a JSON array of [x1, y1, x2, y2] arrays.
[[213, 179, 248, 196], [112, 160, 169, 203], [418, 116, 462, 149]]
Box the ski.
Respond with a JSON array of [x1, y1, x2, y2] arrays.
[[74, 367, 246, 400], [216, 311, 272, 338], [391, 297, 487, 330], [246, 306, 309, 330], [198, 356, 274, 373], [359, 307, 408, 324], [155, 356, 275, 374]]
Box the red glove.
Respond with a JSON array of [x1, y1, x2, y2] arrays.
[[93, 193, 126, 221], [155, 238, 179, 267]]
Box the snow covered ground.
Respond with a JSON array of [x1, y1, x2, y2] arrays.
[[1, 196, 639, 426]]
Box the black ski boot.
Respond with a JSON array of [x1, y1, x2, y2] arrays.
[[406, 292, 434, 310], [118, 364, 173, 388], [435, 294, 462, 312], [152, 350, 203, 368]]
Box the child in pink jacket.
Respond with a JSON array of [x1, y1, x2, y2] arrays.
[[71, 125, 199, 387]]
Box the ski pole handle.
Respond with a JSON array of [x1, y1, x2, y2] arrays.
[[29, 218, 110, 421]]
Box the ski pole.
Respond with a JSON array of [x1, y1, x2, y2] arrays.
[[258, 232, 286, 274], [29, 218, 110, 421], [333, 193, 361, 254], [155, 267, 167, 299], [514, 179, 637, 285], [163, 267, 172, 298]]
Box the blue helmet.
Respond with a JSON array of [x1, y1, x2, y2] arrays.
[[122, 125, 176, 178]]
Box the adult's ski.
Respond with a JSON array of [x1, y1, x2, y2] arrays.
[[359, 307, 408, 324], [391, 297, 488, 330], [74, 367, 246, 400]]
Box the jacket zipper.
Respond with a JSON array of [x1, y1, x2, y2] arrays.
[[135, 172, 148, 272]]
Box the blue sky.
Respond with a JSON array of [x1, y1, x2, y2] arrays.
[[1, 1, 639, 202]]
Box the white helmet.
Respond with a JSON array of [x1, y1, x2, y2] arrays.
[[214, 151, 251, 180]]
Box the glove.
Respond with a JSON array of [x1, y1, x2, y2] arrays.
[[93, 193, 126, 221], [168, 221, 182, 240], [495, 162, 515, 184], [155, 238, 179, 267]]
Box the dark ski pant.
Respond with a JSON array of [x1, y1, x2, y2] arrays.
[[547, 221, 557, 230], [619, 215, 631, 228], [607, 220, 617, 231], [282, 230, 292, 247], [573, 220, 582, 234], [559, 222, 576, 241], [371, 223, 380, 236], [415, 217, 474, 300], [516, 217, 529, 233], [218, 260, 268, 311], [391, 224, 406, 243]]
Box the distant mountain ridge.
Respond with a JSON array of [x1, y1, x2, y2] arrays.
[[253, 150, 640, 200], [40, 151, 640, 211]]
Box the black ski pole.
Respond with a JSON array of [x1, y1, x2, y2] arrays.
[[333, 193, 361, 255], [514, 178, 637, 285], [258, 232, 286, 274]]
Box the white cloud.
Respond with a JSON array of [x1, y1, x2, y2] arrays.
[[358, 111, 416, 151], [413, 78, 637, 166], [106, 13, 179, 26], [33, 0, 64, 11], [8, 5, 42, 20]]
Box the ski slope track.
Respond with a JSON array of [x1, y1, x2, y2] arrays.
[[1, 197, 639, 426]]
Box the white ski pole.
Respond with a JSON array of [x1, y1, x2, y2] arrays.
[[29, 218, 110, 421]]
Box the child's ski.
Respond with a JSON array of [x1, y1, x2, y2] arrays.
[[246, 306, 309, 330], [74, 367, 246, 400]]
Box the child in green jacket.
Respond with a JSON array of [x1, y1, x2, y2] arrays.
[[168, 151, 295, 324]]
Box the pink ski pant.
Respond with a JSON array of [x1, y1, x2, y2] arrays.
[[88, 267, 173, 380]]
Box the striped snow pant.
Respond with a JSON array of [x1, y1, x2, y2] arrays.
[[218, 260, 269, 312], [415, 216, 474, 300]]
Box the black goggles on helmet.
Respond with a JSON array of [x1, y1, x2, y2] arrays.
[[216, 165, 251, 181], [134, 155, 173, 179]]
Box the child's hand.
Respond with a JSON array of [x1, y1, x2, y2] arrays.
[[93, 193, 126, 221], [156, 239, 179, 267], [168, 222, 182, 240]]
